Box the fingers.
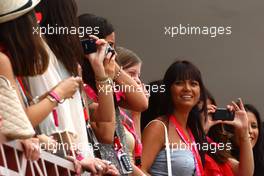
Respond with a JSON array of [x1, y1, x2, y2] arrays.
[[207, 104, 217, 113], [105, 165, 120, 176], [231, 101, 240, 111], [31, 143, 40, 161], [73, 76, 83, 84], [21, 138, 40, 161], [89, 35, 99, 41], [221, 120, 235, 126], [66, 156, 82, 174], [94, 158, 108, 173], [237, 98, 245, 111], [104, 52, 116, 63]]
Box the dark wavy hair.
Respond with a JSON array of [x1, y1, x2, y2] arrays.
[[244, 104, 264, 176], [162, 60, 207, 164]]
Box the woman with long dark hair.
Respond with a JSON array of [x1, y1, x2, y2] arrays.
[[231, 104, 264, 176], [141, 60, 253, 176], [0, 0, 51, 161]]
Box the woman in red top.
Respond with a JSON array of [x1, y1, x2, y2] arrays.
[[203, 89, 254, 176]]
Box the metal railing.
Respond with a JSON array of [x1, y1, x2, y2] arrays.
[[0, 140, 76, 176]]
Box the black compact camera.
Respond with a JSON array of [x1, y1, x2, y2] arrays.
[[81, 38, 115, 56], [212, 108, 235, 121]]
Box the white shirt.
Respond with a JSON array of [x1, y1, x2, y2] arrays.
[[28, 42, 93, 158]]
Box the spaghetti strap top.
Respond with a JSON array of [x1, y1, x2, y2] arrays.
[[150, 149, 196, 176]]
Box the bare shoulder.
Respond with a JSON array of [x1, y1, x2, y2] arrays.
[[142, 116, 168, 143], [0, 52, 13, 76], [145, 116, 168, 131], [228, 158, 239, 175]]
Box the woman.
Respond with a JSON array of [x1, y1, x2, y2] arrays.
[[204, 96, 255, 176], [141, 60, 253, 176], [142, 60, 207, 176], [115, 46, 149, 175], [202, 90, 234, 176], [79, 14, 148, 175], [0, 0, 48, 161], [231, 104, 264, 176], [31, 1, 120, 175]]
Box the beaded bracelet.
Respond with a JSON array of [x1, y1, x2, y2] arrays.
[[113, 66, 123, 80], [95, 77, 113, 85]]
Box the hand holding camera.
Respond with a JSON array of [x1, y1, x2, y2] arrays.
[[81, 35, 116, 80], [208, 98, 249, 140], [223, 98, 249, 139]]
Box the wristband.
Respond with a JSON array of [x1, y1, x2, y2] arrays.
[[46, 95, 58, 105], [49, 91, 65, 104]]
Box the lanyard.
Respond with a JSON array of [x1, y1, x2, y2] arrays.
[[120, 109, 142, 166], [169, 115, 204, 176]]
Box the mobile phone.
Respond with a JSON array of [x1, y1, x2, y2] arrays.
[[117, 152, 133, 174], [212, 108, 234, 121]]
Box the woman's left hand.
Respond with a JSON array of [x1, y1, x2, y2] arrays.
[[21, 138, 40, 161]]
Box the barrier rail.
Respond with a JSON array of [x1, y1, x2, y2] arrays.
[[0, 140, 76, 176]]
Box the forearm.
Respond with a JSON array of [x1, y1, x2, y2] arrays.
[[95, 83, 115, 122], [91, 122, 115, 144], [131, 164, 146, 176], [25, 98, 57, 127], [114, 65, 148, 112], [238, 135, 254, 176]]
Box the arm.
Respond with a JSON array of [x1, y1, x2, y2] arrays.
[[0, 53, 82, 128], [141, 120, 165, 175], [89, 85, 115, 143], [224, 99, 254, 176], [85, 38, 116, 143], [25, 76, 82, 127], [114, 63, 148, 112], [130, 163, 146, 176]]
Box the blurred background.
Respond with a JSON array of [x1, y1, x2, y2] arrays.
[[78, 0, 264, 119]]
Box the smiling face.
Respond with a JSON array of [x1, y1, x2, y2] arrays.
[[247, 111, 259, 147], [170, 79, 201, 110]]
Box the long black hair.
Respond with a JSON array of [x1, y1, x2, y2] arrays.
[[141, 79, 165, 132], [206, 88, 232, 164], [162, 60, 207, 164], [244, 104, 264, 176], [78, 14, 115, 91]]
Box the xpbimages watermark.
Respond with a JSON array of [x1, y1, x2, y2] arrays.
[[167, 141, 232, 154], [32, 24, 99, 37], [97, 82, 166, 96], [164, 24, 232, 38]]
